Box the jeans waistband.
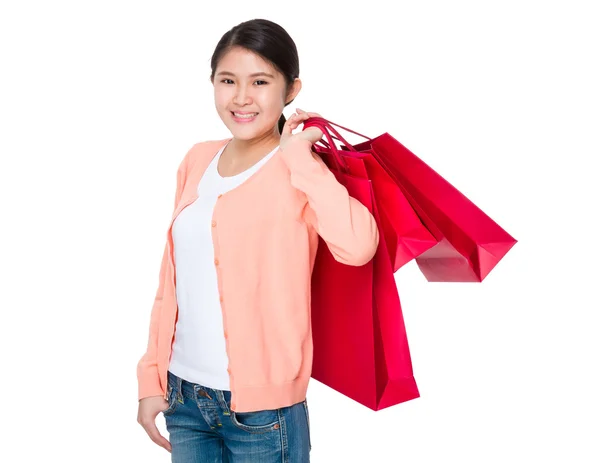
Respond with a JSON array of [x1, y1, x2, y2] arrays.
[[167, 370, 233, 413]]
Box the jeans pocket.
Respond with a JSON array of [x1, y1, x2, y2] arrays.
[[230, 408, 280, 434], [303, 399, 312, 451], [162, 383, 179, 417]]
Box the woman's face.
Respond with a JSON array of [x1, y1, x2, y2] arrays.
[[212, 47, 300, 141]]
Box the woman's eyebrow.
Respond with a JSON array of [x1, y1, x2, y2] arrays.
[[216, 71, 275, 78]]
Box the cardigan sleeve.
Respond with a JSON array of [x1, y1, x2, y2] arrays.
[[136, 148, 191, 401], [279, 138, 379, 266]]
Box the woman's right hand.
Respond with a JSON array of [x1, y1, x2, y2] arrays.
[[137, 396, 172, 453]]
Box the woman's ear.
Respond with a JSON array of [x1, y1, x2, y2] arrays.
[[286, 78, 302, 103]]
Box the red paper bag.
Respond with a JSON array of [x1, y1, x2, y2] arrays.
[[310, 163, 420, 410], [304, 117, 517, 282]]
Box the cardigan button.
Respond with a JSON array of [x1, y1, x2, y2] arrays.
[[211, 220, 217, 227], [214, 258, 219, 266]]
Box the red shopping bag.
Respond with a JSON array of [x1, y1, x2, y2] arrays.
[[310, 161, 420, 410], [304, 117, 517, 282]]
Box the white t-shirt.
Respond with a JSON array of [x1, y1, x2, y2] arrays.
[[168, 141, 279, 390]]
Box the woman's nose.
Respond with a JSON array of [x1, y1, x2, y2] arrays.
[[233, 87, 252, 105]]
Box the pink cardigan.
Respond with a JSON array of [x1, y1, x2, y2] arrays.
[[136, 136, 379, 412]]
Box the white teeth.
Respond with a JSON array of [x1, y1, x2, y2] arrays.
[[233, 112, 257, 118]]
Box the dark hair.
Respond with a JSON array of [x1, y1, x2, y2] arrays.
[[209, 19, 300, 134]]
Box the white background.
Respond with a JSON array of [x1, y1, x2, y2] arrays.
[[1, 0, 598, 462]]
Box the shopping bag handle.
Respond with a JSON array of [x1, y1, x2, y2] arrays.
[[303, 117, 351, 172], [303, 117, 373, 151]]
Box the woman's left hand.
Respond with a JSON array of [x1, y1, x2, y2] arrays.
[[280, 108, 324, 151]]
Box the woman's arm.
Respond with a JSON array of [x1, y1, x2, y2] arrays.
[[137, 148, 190, 401], [280, 138, 379, 266]]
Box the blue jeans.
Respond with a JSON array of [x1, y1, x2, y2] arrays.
[[163, 370, 312, 462]]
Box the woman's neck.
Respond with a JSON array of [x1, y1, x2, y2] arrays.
[[219, 133, 281, 173]]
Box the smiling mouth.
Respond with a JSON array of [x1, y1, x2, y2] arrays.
[[231, 112, 258, 122], [232, 112, 258, 117]]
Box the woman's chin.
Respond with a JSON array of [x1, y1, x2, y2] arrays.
[[228, 124, 269, 140]]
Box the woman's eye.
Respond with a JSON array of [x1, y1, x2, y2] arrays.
[[255, 80, 268, 85]]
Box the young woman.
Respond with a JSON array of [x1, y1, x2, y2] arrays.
[[136, 18, 379, 462]]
